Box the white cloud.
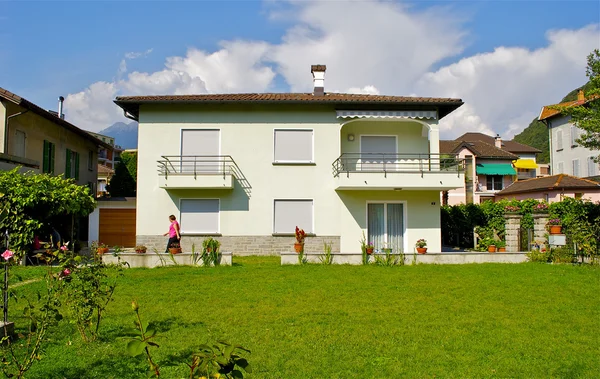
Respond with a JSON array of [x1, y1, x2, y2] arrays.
[[417, 24, 600, 139]]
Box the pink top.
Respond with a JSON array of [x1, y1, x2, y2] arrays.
[[169, 221, 180, 238]]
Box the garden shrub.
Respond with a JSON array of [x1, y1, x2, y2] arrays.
[[550, 247, 577, 264], [526, 249, 551, 263]]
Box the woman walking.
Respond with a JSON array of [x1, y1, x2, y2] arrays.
[[164, 215, 181, 253]]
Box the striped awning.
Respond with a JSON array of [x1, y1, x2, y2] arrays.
[[336, 110, 437, 120], [476, 163, 516, 176]]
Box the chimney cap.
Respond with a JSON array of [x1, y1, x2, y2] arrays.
[[311, 64, 326, 73], [578, 89, 585, 101]]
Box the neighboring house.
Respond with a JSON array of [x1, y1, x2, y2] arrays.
[[539, 90, 600, 178], [97, 164, 114, 197], [0, 87, 110, 191], [113, 65, 466, 254], [495, 174, 600, 203], [87, 131, 123, 170]]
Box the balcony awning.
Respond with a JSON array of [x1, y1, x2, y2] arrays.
[[476, 163, 516, 176], [336, 110, 437, 120], [512, 159, 538, 169]]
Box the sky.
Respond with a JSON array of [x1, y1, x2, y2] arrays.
[[1, 0, 599, 139]]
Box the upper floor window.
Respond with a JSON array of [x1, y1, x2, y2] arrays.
[[88, 150, 94, 171], [556, 130, 563, 150], [570, 126, 579, 147], [572, 159, 580, 177], [14, 130, 26, 158], [588, 156, 598, 177], [486, 175, 503, 191], [557, 162, 564, 174], [42, 140, 55, 174], [65, 149, 80, 180], [273, 129, 313, 164]]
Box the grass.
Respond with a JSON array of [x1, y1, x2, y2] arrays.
[[4, 257, 600, 378]]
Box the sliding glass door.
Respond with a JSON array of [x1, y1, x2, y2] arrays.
[[367, 203, 404, 252]]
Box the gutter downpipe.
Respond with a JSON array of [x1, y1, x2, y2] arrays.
[[5, 110, 29, 154]]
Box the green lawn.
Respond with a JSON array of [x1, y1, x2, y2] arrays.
[[6, 257, 600, 378]]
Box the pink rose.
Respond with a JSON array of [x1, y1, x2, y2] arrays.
[[60, 245, 68, 251], [2, 250, 14, 261], [62, 268, 71, 276]]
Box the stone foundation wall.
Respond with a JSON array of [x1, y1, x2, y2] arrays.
[[137, 235, 341, 256], [504, 214, 522, 252], [532, 214, 549, 246]]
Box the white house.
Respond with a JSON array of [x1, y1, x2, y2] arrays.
[[539, 90, 600, 178], [113, 65, 465, 255]]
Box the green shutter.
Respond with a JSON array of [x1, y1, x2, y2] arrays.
[[50, 143, 55, 174], [43, 140, 49, 173], [65, 149, 71, 178], [75, 152, 80, 180]]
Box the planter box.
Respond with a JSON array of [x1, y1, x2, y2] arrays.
[[102, 252, 233, 268]]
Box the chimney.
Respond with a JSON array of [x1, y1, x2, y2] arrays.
[[577, 89, 585, 101], [494, 134, 502, 148], [58, 96, 65, 119], [311, 64, 326, 96]]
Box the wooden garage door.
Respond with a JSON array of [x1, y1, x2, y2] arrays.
[[99, 209, 136, 248]]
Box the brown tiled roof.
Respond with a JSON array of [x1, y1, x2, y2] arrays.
[[114, 92, 463, 120], [440, 140, 519, 159], [538, 93, 599, 121], [455, 132, 541, 153], [497, 174, 600, 195], [0, 86, 111, 149], [97, 164, 114, 175]]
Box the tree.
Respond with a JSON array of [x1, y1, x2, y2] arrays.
[[556, 49, 600, 162], [106, 151, 137, 197], [0, 169, 96, 255]]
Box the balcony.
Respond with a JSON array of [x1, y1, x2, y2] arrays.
[[157, 156, 244, 190], [332, 153, 465, 190]]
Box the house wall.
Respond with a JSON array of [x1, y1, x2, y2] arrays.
[[496, 190, 600, 203], [549, 116, 599, 177], [136, 104, 443, 254], [1, 101, 98, 186]]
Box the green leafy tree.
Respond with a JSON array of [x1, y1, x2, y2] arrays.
[[555, 49, 600, 162], [0, 169, 95, 256], [107, 151, 137, 197]]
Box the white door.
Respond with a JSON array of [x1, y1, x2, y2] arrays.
[[360, 136, 396, 171], [181, 130, 220, 173], [367, 203, 404, 252]]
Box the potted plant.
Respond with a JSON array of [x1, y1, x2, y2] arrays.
[[496, 240, 506, 252], [96, 242, 109, 255], [547, 218, 562, 234], [365, 242, 374, 255], [169, 242, 182, 254], [415, 239, 427, 254], [504, 205, 521, 214], [532, 202, 549, 213], [294, 226, 306, 253], [135, 245, 147, 254]]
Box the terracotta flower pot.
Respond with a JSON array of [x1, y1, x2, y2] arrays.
[[498, 247, 506, 252], [97, 247, 109, 255], [416, 247, 427, 254], [488, 245, 496, 253], [366, 248, 374, 255], [549, 225, 562, 234], [135, 249, 146, 254], [169, 247, 182, 254], [294, 243, 304, 253]]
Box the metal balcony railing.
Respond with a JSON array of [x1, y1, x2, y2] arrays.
[[332, 153, 464, 178], [157, 155, 243, 180]]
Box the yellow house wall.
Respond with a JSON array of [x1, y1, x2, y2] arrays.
[[1, 101, 98, 186]]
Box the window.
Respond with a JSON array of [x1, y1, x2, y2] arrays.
[[273, 200, 313, 234], [588, 157, 598, 177], [570, 126, 578, 147], [43, 140, 55, 174], [273, 129, 313, 163], [88, 150, 94, 170], [65, 149, 80, 180], [486, 175, 503, 191], [572, 159, 580, 177], [557, 162, 564, 174], [574, 193, 583, 200], [556, 130, 563, 150], [367, 203, 404, 252], [14, 130, 26, 157], [180, 199, 219, 234]]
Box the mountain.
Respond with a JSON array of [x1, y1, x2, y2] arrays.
[[513, 82, 591, 164], [99, 121, 138, 149]]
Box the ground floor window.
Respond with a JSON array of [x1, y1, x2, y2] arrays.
[[273, 200, 313, 234], [367, 203, 404, 252], [180, 199, 219, 234]]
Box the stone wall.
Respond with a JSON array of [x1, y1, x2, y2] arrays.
[[137, 235, 341, 256], [504, 214, 522, 252], [532, 214, 549, 247]]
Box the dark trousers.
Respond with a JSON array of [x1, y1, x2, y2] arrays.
[[165, 236, 180, 253]]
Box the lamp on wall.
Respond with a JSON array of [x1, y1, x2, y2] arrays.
[[348, 134, 355, 141]]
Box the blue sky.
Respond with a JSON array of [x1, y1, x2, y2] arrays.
[[1, 1, 599, 137]]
